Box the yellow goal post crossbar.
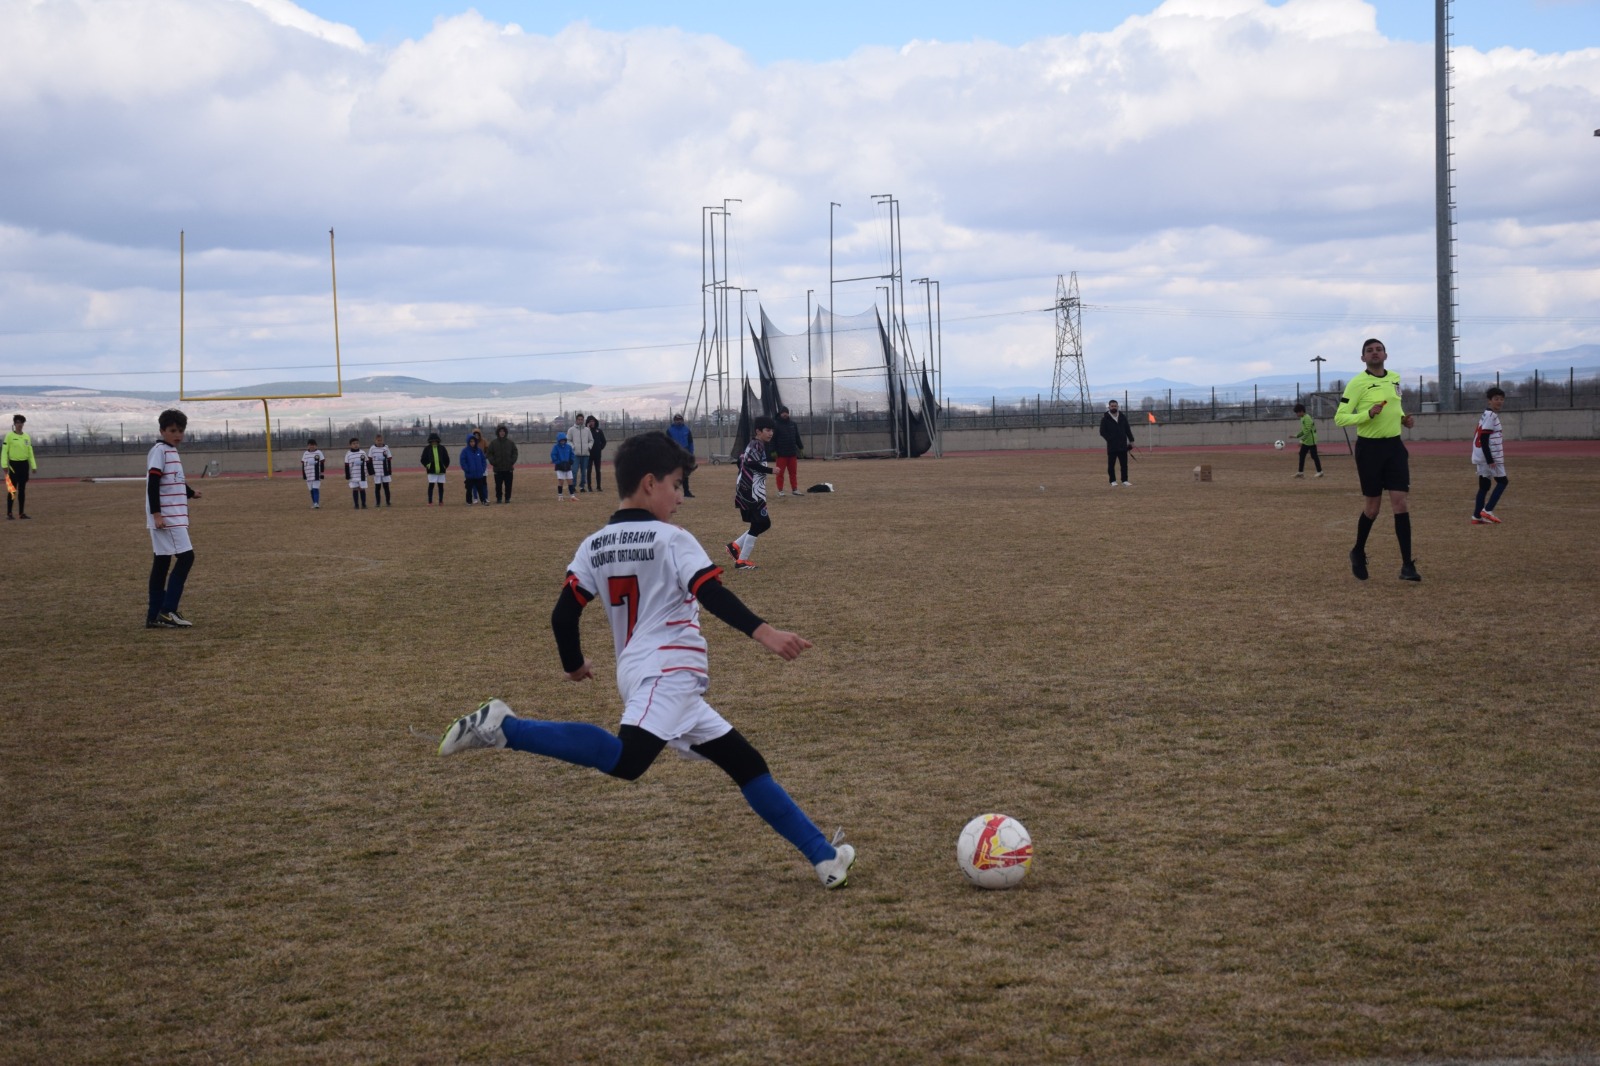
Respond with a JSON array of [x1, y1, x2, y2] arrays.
[[179, 229, 344, 477]]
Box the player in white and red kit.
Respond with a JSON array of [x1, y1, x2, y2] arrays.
[[300, 439, 325, 509], [368, 434, 394, 507], [1471, 386, 1508, 524], [436, 430, 856, 889], [726, 417, 775, 571], [344, 438, 368, 510], [145, 409, 201, 628]]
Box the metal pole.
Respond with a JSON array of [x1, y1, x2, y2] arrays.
[[1435, 0, 1459, 412], [806, 288, 815, 432], [829, 201, 840, 460]]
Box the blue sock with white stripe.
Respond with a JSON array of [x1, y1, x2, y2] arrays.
[[501, 718, 621, 773], [741, 773, 832, 863]]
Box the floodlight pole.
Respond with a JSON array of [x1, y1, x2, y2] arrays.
[[1311, 355, 1327, 416], [829, 201, 840, 460], [806, 288, 815, 430], [1434, 0, 1459, 412], [914, 277, 941, 457]]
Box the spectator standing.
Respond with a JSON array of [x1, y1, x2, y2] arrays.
[[667, 413, 696, 497], [460, 434, 490, 505], [421, 432, 450, 505], [587, 416, 608, 494], [569, 414, 595, 492], [771, 406, 805, 497], [487, 423, 519, 504]]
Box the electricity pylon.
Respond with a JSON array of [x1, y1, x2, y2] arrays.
[[1050, 273, 1090, 413]]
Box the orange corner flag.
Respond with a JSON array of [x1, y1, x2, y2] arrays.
[[1147, 412, 1157, 424]]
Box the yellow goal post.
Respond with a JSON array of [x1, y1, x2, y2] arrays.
[[179, 229, 344, 477]]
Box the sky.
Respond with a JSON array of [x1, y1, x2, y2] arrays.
[[2, 0, 1597, 402]]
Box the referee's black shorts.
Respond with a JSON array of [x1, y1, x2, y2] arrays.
[[1354, 435, 1409, 497]]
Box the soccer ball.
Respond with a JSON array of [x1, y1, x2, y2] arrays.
[[1273, 440, 1285, 450], [956, 813, 1033, 889]]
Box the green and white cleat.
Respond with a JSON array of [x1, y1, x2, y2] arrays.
[[815, 829, 856, 889], [438, 699, 515, 756]]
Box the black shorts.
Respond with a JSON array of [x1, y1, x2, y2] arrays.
[[738, 502, 768, 523], [1354, 436, 1409, 497]]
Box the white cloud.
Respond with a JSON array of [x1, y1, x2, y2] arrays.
[[0, 0, 1595, 400]]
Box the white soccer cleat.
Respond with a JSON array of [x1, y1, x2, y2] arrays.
[[438, 699, 515, 755], [815, 831, 856, 889]]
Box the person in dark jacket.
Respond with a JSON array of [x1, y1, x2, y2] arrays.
[[459, 435, 489, 505], [421, 432, 451, 505], [586, 416, 607, 493], [1099, 400, 1135, 487], [486, 424, 519, 504], [770, 406, 804, 497], [666, 413, 696, 497]]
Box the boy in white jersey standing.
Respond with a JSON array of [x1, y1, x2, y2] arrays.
[[1471, 386, 1508, 524], [368, 433, 394, 507], [437, 430, 856, 889], [300, 438, 325, 509], [145, 409, 201, 628], [344, 437, 369, 510], [726, 416, 775, 571]]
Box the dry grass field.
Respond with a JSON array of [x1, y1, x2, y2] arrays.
[[3, 446, 1598, 1064]]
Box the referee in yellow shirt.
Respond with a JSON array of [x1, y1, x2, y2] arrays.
[[1334, 338, 1420, 582]]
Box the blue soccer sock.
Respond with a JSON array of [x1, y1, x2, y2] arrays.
[[501, 718, 621, 773], [741, 773, 832, 864]]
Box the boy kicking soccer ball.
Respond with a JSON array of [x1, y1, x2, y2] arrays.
[[437, 430, 856, 889]]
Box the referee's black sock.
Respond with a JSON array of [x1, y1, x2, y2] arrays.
[[1394, 512, 1412, 563], [1354, 512, 1375, 553]]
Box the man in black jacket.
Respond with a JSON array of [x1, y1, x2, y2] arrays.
[[1099, 400, 1135, 487], [771, 406, 804, 497]]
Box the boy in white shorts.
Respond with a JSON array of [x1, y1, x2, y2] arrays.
[[300, 438, 325, 509], [145, 409, 201, 629], [421, 432, 449, 504], [1471, 387, 1509, 524], [438, 430, 856, 889], [368, 433, 394, 507], [344, 437, 369, 509]]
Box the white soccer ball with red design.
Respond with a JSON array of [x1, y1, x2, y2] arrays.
[[956, 813, 1033, 889]]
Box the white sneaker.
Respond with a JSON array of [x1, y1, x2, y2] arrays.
[[1109, 481, 1118, 488], [777, 490, 788, 497], [1121, 481, 1132, 487], [438, 698, 515, 755], [1314, 471, 1325, 478], [1293, 472, 1304, 479], [814, 831, 856, 889]]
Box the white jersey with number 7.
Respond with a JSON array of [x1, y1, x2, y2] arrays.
[[564, 512, 723, 698]]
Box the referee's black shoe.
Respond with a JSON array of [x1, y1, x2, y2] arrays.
[[1398, 560, 1421, 582], [1349, 549, 1368, 581]]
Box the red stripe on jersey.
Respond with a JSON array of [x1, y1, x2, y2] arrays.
[[565, 572, 593, 605], [661, 666, 709, 675], [658, 645, 707, 654], [687, 566, 723, 596]]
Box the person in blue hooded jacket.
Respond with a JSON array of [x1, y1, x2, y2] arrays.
[[459, 434, 490, 505], [550, 432, 577, 501]]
